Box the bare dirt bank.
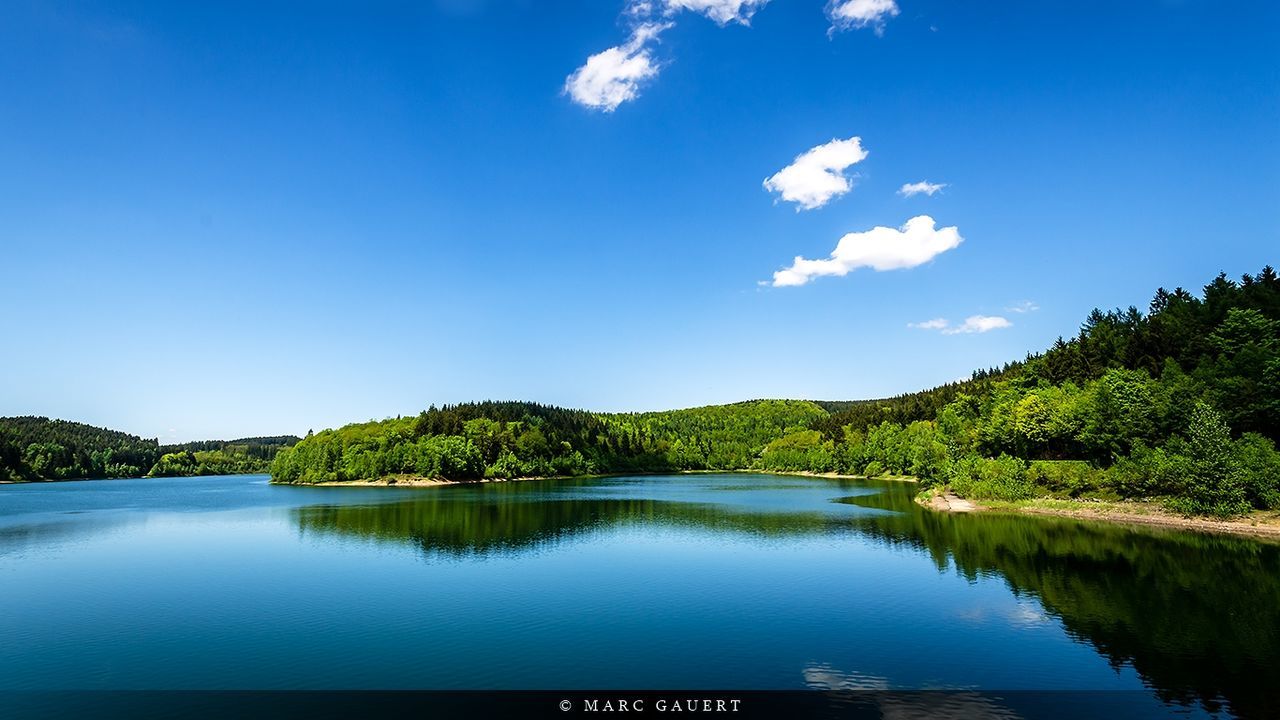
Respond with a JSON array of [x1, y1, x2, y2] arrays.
[[924, 493, 1280, 541]]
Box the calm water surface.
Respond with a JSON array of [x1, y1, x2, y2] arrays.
[[1, 474, 1276, 717]]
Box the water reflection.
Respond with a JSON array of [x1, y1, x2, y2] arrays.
[[294, 491, 859, 558], [840, 492, 1280, 720], [293, 476, 1280, 719]]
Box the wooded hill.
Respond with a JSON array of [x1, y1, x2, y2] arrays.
[[0, 417, 298, 482], [272, 266, 1280, 517]]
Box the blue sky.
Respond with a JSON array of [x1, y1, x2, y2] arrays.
[[1, 0, 1277, 442]]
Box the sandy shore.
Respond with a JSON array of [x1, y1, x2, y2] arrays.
[[768, 470, 918, 483], [924, 491, 979, 513], [281, 468, 920, 489], [926, 494, 1280, 541]]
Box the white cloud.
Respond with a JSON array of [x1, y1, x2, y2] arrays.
[[763, 136, 868, 211], [909, 315, 1014, 334], [563, 23, 670, 112], [943, 315, 1012, 335], [570, 1, 769, 112], [827, 0, 899, 34], [899, 180, 947, 197], [1006, 300, 1039, 313], [770, 215, 962, 287], [660, 0, 770, 25], [908, 318, 949, 330], [625, 0, 657, 18]]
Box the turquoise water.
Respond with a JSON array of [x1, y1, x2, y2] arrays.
[[0, 474, 1275, 717]]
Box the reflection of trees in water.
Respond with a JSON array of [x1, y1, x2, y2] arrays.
[[839, 492, 1280, 720], [292, 491, 851, 559], [293, 478, 1279, 719]]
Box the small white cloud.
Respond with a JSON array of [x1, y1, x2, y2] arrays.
[[1006, 301, 1039, 313], [899, 181, 947, 197], [770, 215, 962, 287], [910, 315, 1013, 335], [763, 136, 868, 211], [827, 0, 899, 34], [908, 318, 949, 330], [660, 0, 770, 25], [626, 0, 657, 18], [563, 23, 670, 112], [943, 315, 1012, 335], [574, 1, 768, 112]]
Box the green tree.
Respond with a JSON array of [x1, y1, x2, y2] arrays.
[[1175, 403, 1249, 517]]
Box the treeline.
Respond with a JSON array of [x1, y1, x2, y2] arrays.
[[272, 266, 1280, 517], [770, 266, 1280, 516], [268, 399, 827, 485], [0, 417, 162, 481], [149, 436, 302, 478], [0, 417, 298, 481]]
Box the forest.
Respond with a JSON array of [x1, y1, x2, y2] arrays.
[[272, 266, 1280, 517], [0, 416, 298, 481]]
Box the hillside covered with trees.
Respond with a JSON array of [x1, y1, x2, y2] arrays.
[[0, 417, 298, 482], [273, 266, 1280, 517]]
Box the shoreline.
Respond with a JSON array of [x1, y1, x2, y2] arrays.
[[921, 490, 1280, 541], [13, 468, 1276, 540], [268, 468, 910, 488], [0, 471, 269, 485]]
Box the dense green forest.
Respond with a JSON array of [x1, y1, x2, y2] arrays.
[[150, 436, 301, 477], [0, 417, 298, 481], [272, 266, 1280, 517]]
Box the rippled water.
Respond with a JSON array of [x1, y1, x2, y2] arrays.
[[0, 474, 1275, 718]]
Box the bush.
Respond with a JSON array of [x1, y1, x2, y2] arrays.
[[1107, 441, 1190, 499], [948, 454, 1035, 501], [1026, 460, 1107, 497], [1233, 433, 1280, 510]]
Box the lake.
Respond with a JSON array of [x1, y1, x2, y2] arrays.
[[0, 473, 1276, 718]]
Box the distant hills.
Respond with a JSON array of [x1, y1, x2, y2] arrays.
[[0, 416, 298, 482]]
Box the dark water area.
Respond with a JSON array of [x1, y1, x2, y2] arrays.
[[1, 474, 1276, 718]]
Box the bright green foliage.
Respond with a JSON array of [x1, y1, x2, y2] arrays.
[[1108, 442, 1192, 499], [149, 451, 199, 477], [807, 268, 1280, 514], [1171, 404, 1250, 517], [0, 417, 297, 481], [269, 267, 1279, 516], [272, 400, 833, 483], [947, 455, 1035, 501], [1025, 460, 1108, 498], [1233, 433, 1280, 510], [759, 430, 835, 472]]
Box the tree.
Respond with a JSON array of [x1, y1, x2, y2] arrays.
[[1177, 404, 1248, 517]]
